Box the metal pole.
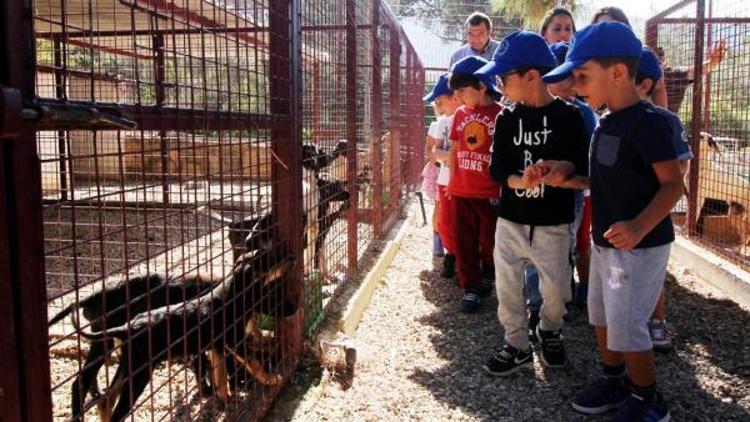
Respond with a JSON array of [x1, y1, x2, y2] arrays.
[[345, 0, 358, 274], [269, 0, 304, 376], [371, 0, 383, 237], [0, 0, 53, 420], [687, 0, 706, 236]]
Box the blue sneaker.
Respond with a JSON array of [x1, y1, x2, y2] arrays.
[[614, 392, 670, 422], [572, 377, 630, 414], [432, 233, 445, 257]]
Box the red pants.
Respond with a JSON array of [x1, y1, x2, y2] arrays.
[[576, 196, 592, 254], [437, 186, 455, 254], [451, 196, 496, 291]]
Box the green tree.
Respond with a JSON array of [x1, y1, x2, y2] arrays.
[[489, 0, 579, 30], [391, 0, 521, 41]]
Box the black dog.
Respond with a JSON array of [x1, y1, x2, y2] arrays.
[[79, 248, 297, 422], [48, 273, 217, 421]]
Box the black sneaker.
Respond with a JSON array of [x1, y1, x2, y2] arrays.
[[459, 292, 481, 313], [571, 377, 630, 414], [483, 342, 533, 376], [441, 254, 456, 279], [614, 392, 670, 422], [528, 310, 540, 344], [478, 274, 494, 298], [536, 326, 566, 367]]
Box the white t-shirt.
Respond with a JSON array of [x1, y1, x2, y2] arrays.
[[428, 115, 453, 186]]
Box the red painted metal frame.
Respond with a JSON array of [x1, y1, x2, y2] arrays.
[[0, 0, 53, 421]]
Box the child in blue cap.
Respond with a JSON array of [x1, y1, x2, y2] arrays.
[[423, 73, 463, 275], [477, 30, 588, 375], [522, 42, 599, 346], [543, 22, 682, 420], [445, 56, 502, 313], [636, 46, 693, 354]]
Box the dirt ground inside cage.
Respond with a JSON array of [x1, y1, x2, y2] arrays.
[[267, 202, 750, 422]]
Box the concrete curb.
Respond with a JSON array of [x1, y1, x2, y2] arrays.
[[671, 236, 750, 307]]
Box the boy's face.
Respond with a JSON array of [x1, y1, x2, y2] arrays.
[[499, 71, 525, 103], [572, 60, 629, 110], [635, 78, 655, 101], [454, 84, 485, 107], [548, 76, 576, 100], [435, 93, 462, 115]]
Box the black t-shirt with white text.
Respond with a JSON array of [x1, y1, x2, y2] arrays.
[[590, 101, 678, 248], [489, 98, 588, 226]]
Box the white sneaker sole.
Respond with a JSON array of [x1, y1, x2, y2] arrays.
[[571, 400, 625, 414]]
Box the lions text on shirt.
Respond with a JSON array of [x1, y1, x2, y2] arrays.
[[489, 98, 588, 225], [590, 101, 679, 249], [447, 104, 502, 198]]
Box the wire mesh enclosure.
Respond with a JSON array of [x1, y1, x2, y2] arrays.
[[646, 0, 750, 270], [0, 0, 423, 421]]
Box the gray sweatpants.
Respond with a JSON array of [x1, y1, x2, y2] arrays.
[[494, 217, 572, 350]]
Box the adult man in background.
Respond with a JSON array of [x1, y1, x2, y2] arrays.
[[449, 12, 500, 68]]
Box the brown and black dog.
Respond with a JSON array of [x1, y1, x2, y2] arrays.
[[79, 247, 298, 422], [49, 273, 217, 421]]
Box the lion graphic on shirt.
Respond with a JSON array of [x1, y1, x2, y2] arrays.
[[464, 121, 487, 151]]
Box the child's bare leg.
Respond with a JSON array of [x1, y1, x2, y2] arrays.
[[652, 288, 666, 320], [595, 326, 623, 366], [576, 249, 590, 286], [623, 350, 656, 388]]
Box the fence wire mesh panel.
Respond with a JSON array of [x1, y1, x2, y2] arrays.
[[647, 0, 750, 270], [35, 0, 299, 420], [11, 0, 423, 420]]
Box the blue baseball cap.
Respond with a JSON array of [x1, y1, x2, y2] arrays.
[[450, 56, 501, 97], [637, 47, 663, 80], [475, 31, 557, 78], [549, 42, 570, 66], [543, 22, 642, 83], [423, 73, 452, 102]]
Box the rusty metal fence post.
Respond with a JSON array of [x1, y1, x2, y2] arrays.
[[0, 0, 53, 420], [687, 0, 707, 236], [370, 0, 384, 238], [269, 0, 305, 373], [346, 0, 359, 275]]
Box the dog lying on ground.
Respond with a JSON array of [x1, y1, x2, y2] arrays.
[[48, 273, 217, 421], [79, 247, 298, 422]]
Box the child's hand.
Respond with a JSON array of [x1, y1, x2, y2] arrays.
[[522, 163, 549, 189], [541, 160, 575, 186], [603, 220, 646, 250]]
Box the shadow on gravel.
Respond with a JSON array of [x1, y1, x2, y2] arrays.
[[409, 267, 749, 421]]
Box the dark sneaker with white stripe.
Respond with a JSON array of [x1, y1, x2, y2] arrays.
[[483, 343, 533, 376], [571, 377, 630, 414], [614, 392, 670, 422], [459, 292, 481, 314], [478, 274, 494, 298], [536, 326, 566, 367]]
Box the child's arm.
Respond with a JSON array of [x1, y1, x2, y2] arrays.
[[603, 159, 683, 250], [431, 149, 451, 164], [557, 175, 590, 190]]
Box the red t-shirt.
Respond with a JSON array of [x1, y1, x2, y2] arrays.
[[448, 103, 503, 198]]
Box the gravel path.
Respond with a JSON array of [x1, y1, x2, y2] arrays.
[[268, 202, 750, 422]]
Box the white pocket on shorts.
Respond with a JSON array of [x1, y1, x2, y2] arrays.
[[607, 250, 633, 290]]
